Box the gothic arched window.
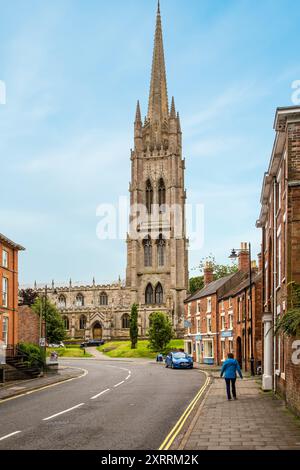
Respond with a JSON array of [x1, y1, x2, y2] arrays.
[[143, 236, 152, 267], [155, 283, 163, 305], [157, 234, 166, 267], [80, 315, 86, 330], [158, 178, 166, 211], [145, 283, 154, 305], [58, 295, 66, 308], [76, 293, 84, 307], [100, 292, 108, 306], [122, 314, 130, 329], [63, 316, 69, 330], [146, 179, 153, 214]]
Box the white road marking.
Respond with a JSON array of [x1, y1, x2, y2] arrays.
[[0, 431, 22, 441], [43, 403, 85, 421], [125, 375, 131, 380], [114, 381, 125, 388], [90, 388, 110, 400]]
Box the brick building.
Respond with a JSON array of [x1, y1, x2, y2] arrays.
[[18, 305, 40, 345], [0, 233, 25, 347], [257, 106, 300, 415], [184, 244, 262, 370]]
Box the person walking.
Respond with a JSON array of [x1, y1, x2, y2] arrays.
[[220, 353, 243, 400]]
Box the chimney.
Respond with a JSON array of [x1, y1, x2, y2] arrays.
[[238, 242, 250, 272], [257, 252, 262, 272], [204, 261, 214, 286]]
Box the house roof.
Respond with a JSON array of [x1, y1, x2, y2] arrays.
[[185, 273, 237, 303], [0, 233, 25, 251], [220, 271, 261, 300]]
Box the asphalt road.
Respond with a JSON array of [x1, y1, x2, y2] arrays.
[[0, 358, 206, 450]]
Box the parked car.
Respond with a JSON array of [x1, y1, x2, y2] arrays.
[[165, 351, 193, 369], [80, 339, 105, 348], [48, 342, 65, 348]]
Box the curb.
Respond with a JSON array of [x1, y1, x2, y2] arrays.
[[0, 367, 87, 403]]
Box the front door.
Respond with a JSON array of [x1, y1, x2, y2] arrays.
[[236, 337, 242, 367], [93, 322, 102, 339]]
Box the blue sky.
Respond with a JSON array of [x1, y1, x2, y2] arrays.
[[1, 0, 300, 285]]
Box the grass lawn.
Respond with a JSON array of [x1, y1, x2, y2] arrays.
[[97, 339, 184, 359], [47, 347, 93, 358]]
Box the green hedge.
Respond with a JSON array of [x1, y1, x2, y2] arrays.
[[18, 342, 44, 366]]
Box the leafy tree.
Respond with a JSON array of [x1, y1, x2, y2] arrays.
[[275, 282, 300, 337], [130, 303, 138, 349], [19, 288, 39, 306], [32, 297, 66, 343], [189, 255, 238, 294], [148, 311, 173, 352]]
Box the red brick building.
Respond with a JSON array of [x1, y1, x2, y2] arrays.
[[257, 106, 300, 416], [0, 233, 25, 347], [184, 244, 262, 370], [18, 305, 40, 345]]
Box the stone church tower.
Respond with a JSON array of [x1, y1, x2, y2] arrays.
[[33, 2, 188, 341], [126, 2, 189, 335]]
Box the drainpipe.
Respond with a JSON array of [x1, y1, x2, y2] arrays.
[[273, 178, 277, 393]]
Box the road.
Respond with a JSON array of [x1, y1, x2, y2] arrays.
[[0, 358, 206, 450]]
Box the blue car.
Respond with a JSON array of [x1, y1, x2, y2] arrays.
[[165, 351, 193, 369]]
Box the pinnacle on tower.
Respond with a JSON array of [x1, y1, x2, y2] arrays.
[[170, 96, 176, 118], [135, 100, 142, 123], [147, 0, 169, 123]]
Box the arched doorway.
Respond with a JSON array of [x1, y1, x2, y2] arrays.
[[92, 322, 103, 339], [236, 337, 242, 367]]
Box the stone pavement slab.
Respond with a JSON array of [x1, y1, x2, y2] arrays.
[[176, 376, 300, 450], [0, 366, 84, 401]]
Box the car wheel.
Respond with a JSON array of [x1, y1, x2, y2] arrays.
[[165, 363, 168, 368], [171, 362, 174, 369]]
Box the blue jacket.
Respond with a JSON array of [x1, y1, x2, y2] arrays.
[[221, 358, 243, 379]]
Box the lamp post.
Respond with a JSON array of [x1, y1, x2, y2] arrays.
[[229, 243, 255, 376]]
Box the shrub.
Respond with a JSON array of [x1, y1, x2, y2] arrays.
[[18, 342, 44, 366]]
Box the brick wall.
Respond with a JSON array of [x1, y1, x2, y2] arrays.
[[18, 305, 40, 345]]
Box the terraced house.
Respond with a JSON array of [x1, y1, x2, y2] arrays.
[[257, 105, 300, 415], [0, 233, 25, 348], [184, 244, 262, 370]]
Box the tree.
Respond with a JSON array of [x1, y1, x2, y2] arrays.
[[19, 288, 39, 306], [148, 311, 173, 352], [32, 297, 66, 343], [189, 255, 238, 294], [130, 303, 138, 349]]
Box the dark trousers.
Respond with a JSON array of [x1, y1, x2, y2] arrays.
[[225, 378, 236, 399]]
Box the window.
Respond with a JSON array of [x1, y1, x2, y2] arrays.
[[197, 319, 201, 333], [277, 234, 281, 288], [206, 315, 212, 333], [197, 301, 200, 314], [207, 297, 212, 313], [204, 340, 213, 358], [2, 316, 8, 345], [2, 250, 8, 268], [187, 303, 191, 317], [58, 295, 66, 308], [238, 298, 242, 322], [221, 314, 225, 330], [221, 300, 224, 311], [157, 235, 165, 267], [80, 315, 86, 330], [63, 316, 69, 330], [229, 313, 233, 330], [143, 236, 152, 267], [100, 292, 108, 306], [76, 293, 84, 307], [122, 314, 130, 329], [221, 340, 226, 361], [228, 297, 232, 308], [146, 179, 153, 214], [145, 283, 154, 304], [229, 339, 233, 354], [155, 283, 163, 305], [2, 277, 8, 307], [158, 178, 166, 211]]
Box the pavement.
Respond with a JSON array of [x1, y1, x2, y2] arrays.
[[174, 373, 300, 450], [0, 357, 206, 450], [0, 366, 85, 401]]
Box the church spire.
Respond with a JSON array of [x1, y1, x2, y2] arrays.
[[147, 1, 169, 123]]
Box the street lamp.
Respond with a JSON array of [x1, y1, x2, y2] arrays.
[[229, 243, 255, 376]]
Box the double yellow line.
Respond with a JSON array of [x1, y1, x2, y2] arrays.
[[159, 373, 210, 451]]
